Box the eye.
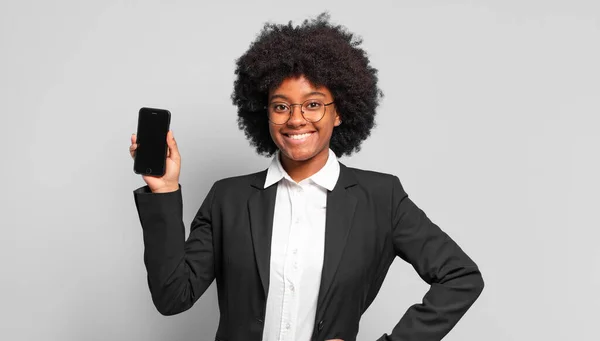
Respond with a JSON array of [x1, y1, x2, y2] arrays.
[[304, 100, 322, 110], [270, 103, 289, 113]]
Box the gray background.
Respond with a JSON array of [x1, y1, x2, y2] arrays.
[[1, 0, 599, 340]]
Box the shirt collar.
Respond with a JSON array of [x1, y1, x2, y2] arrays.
[[264, 148, 340, 191]]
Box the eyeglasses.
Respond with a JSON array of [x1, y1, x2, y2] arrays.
[[267, 99, 335, 125]]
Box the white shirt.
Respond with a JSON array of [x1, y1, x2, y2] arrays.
[[261, 148, 340, 341]]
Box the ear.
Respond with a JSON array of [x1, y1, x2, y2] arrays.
[[334, 110, 342, 127]]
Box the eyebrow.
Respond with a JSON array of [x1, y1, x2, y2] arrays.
[[269, 91, 327, 102]]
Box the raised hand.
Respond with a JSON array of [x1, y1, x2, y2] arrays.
[[130, 130, 181, 193]]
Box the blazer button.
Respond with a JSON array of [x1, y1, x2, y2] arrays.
[[257, 318, 263, 324], [318, 320, 324, 331]]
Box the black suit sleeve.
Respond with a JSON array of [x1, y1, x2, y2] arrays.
[[378, 176, 484, 341], [133, 183, 217, 316]]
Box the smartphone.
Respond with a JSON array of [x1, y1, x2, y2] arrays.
[[133, 107, 171, 176]]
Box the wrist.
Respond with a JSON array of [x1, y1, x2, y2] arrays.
[[151, 184, 179, 193]]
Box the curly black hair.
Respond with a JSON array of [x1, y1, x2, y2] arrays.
[[231, 12, 383, 158]]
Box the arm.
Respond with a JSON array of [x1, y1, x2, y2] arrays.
[[133, 183, 217, 316], [378, 176, 484, 341]]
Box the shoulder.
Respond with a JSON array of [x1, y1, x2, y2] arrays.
[[210, 169, 268, 196], [342, 163, 399, 187], [340, 163, 403, 196], [340, 163, 409, 201], [214, 170, 265, 186]]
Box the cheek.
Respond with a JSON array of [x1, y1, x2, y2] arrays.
[[268, 125, 286, 149], [316, 121, 336, 141], [267, 124, 279, 141]]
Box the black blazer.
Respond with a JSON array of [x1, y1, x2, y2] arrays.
[[133, 162, 484, 341]]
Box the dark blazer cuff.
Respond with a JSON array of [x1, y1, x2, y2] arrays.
[[133, 184, 182, 195], [133, 184, 183, 231]]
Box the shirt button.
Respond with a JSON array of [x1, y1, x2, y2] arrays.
[[292, 249, 298, 254], [286, 322, 291, 329], [290, 283, 295, 292]]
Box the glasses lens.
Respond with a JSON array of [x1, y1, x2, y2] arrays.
[[268, 103, 290, 124], [302, 100, 325, 122]]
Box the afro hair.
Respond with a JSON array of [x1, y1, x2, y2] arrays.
[[231, 12, 383, 158]]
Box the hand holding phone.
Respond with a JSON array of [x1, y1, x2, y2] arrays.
[[131, 107, 181, 193]]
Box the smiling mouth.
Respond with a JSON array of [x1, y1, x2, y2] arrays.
[[285, 132, 314, 140]]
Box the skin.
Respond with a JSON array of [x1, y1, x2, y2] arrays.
[[268, 75, 341, 183]]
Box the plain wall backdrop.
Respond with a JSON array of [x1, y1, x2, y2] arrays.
[[1, 0, 599, 340]]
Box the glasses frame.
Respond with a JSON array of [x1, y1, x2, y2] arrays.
[[267, 99, 335, 125]]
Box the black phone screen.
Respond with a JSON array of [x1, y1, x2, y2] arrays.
[[133, 107, 171, 176]]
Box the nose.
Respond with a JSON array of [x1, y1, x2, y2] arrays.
[[287, 104, 306, 126]]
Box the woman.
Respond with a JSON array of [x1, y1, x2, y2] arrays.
[[130, 13, 484, 341]]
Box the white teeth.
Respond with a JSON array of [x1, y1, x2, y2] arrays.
[[288, 133, 312, 140]]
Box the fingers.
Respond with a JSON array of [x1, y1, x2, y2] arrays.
[[130, 132, 179, 161], [130, 133, 137, 159], [166, 130, 180, 162], [130, 144, 137, 159]]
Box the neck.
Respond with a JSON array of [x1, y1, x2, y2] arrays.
[[280, 148, 330, 183]]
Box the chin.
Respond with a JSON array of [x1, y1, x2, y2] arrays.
[[280, 148, 316, 162]]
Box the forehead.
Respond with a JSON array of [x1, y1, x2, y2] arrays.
[[269, 75, 332, 98]]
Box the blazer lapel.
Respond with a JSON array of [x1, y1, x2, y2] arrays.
[[317, 163, 358, 310], [246, 163, 358, 305], [248, 170, 277, 298]]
